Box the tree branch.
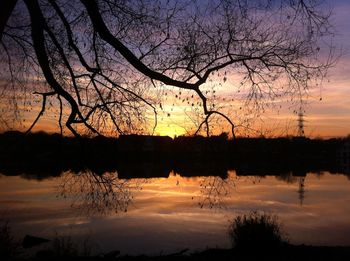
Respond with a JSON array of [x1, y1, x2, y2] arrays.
[[25, 91, 56, 134], [0, 0, 18, 41], [24, 0, 81, 137]]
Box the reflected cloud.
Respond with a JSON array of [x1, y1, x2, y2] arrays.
[[54, 166, 350, 216], [197, 175, 236, 209], [58, 171, 144, 215], [2, 169, 350, 253]]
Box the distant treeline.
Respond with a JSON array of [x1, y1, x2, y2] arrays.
[[0, 131, 349, 179]]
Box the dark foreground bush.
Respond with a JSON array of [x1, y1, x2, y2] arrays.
[[0, 220, 20, 258], [228, 211, 288, 251]]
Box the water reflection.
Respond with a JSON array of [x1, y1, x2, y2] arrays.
[[198, 176, 235, 209], [297, 177, 306, 206], [1, 169, 350, 254], [58, 171, 144, 215], [56, 171, 272, 214], [56, 169, 349, 214]]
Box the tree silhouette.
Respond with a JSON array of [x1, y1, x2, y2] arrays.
[[0, 0, 335, 136]]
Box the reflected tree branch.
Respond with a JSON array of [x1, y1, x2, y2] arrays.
[[197, 176, 236, 209], [58, 171, 144, 215]]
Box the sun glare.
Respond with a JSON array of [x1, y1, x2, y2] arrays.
[[155, 124, 186, 138]]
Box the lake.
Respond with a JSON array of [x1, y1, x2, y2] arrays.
[[1, 170, 350, 255]]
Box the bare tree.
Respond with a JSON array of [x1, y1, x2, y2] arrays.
[[0, 0, 335, 137]]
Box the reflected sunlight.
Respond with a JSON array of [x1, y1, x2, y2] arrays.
[[1, 170, 350, 254]]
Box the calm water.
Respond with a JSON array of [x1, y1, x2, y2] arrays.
[[1, 170, 350, 255]]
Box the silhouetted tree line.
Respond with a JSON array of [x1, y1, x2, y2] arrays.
[[0, 131, 348, 179]]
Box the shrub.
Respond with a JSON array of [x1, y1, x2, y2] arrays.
[[51, 233, 79, 257], [228, 211, 288, 251], [0, 220, 19, 258]]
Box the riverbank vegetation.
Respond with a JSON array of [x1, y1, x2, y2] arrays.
[[0, 131, 348, 178], [1, 212, 350, 260]]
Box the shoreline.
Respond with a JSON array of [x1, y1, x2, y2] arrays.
[[4, 244, 350, 260], [0, 131, 348, 178]]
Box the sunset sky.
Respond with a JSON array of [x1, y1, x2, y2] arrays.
[[1, 0, 350, 138], [299, 0, 350, 138], [155, 0, 350, 138], [156, 0, 350, 138]]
